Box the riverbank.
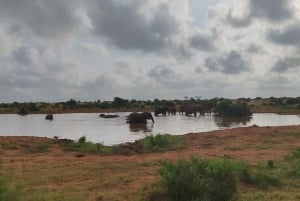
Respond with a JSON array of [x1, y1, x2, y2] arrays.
[[1, 125, 300, 200], [1, 104, 300, 115]]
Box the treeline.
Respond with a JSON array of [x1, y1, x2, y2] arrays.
[[1, 96, 300, 115]]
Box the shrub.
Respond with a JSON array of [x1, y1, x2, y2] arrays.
[[17, 108, 29, 115], [214, 101, 252, 117], [137, 134, 185, 153], [154, 158, 242, 201], [240, 168, 281, 189]]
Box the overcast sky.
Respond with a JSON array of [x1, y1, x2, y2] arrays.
[[1, 0, 300, 102]]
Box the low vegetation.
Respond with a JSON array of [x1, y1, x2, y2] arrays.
[[136, 134, 185, 153], [62, 136, 122, 154], [2, 96, 300, 114], [214, 101, 252, 117], [145, 157, 285, 201], [62, 135, 185, 154], [0, 163, 21, 201]]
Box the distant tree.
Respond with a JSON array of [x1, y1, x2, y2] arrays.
[[214, 101, 252, 117], [64, 99, 77, 109], [112, 97, 129, 108]]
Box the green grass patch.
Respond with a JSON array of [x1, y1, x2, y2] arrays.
[[62, 136, 122, 154], [25, 142, 52, 153], [137, 134, 185, 153], [62, 135, 185, 154], [285, 147, 300, 178], [0, 163, 22, 201]]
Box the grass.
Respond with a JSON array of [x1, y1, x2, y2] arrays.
[[62, 135, 185, 154], [62, 136, 122, 154], [1, 147, 300, 201], [25, 142, 52, 153], [136, 134, 185, 153], [0, 163, 22, 201]]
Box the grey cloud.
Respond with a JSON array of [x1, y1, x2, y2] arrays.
[[227, 10, 252, 28], [14, 47, 40, 66], [267, 24, 300, 47], [205, 51, 249, 74], [245, 44, 263, 54], [88, 1, 179, 52], [271, 57, 300, 73], [0, 0, 81, 39], [148, 65, 196, 89], [250, 0, 293, 22], [227, 0, 293, 27], [189, 34, 215, 51]]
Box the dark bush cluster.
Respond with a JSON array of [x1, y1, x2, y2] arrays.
[[214, 101, 252, 117]]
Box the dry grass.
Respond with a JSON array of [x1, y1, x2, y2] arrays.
[[1, 125, 300, 201]]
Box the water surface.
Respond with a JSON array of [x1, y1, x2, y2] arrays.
[[0, 113, 299, 145]]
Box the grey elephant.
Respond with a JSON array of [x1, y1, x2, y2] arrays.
[[126, 112, 154, 124], [154, 106, 170, 116], [185, 105, 206, 116]]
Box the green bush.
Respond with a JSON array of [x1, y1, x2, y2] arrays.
[[137, 134, 185, 153], [155, 158, 242, 201], [17, 108, 29, 115], [146, 157, 284, 201], [214, 101, 252, 117]]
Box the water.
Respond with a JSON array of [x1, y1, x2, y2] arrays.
[[0, 113, 299, 145]]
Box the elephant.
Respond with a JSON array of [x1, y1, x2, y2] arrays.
[[185, 105, 206, 116], [126, 112, 154, 124], [154, 106, 170, 116], [179, 105, 193, 114], [168, 107, 177, 115], [99, 114, 119, 118], [45, 114, 53, 120]]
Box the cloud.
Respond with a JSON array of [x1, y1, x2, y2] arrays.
[[148, 65, 196, 89], [227, 9, 252, 28], [82, 43, 108, 56], [226, 0, 294, 28], [267, 24, 300, 48], [249, 0, 293, 22], [189, 33, 215, 51], [87, 0, 194, 58], [271, 57, 300, 73], [0, 0, 82, 39], [205, 51, 250, 74]]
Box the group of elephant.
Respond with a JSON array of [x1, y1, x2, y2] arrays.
[[126, 103, 214, 124]]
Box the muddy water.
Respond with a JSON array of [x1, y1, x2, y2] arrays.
[[0, 113, 299, 145]]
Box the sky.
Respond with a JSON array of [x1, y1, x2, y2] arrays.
[[1, 0, 300, 102]]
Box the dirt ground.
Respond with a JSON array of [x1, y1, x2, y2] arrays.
[[1, 125, 300, 200]]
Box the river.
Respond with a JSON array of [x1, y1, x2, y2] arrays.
[[0, 113, 299, 145]]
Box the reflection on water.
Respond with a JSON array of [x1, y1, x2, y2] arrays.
[[0, 113, 299, 145], [214, 116, 252, 127], [129, 123, 153, 133]]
